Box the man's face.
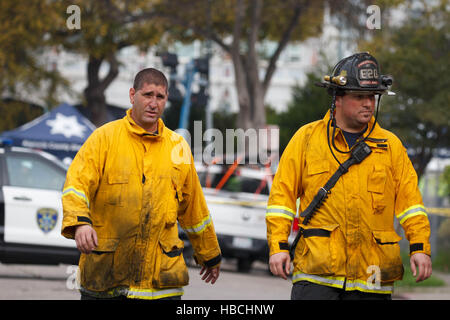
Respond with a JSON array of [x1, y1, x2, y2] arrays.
[[335, 93, 376, 132], [129, 82, 168, 132]]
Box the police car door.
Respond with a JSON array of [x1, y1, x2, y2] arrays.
[[2, 151, 74, 247]]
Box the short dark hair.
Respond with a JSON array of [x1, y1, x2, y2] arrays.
[[133, 68, 168, 92]]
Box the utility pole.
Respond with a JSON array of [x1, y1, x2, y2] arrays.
[[204, 0, 213, 142]]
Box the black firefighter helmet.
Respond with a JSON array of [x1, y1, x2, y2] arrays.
[[316, 52, 394, 96]]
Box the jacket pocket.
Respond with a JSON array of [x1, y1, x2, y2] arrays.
[[80, 238, 120, 291], [371, 230, 404, 282], [368, 164, 387, 214], [308, 160, 329, 175], [153, 236, 189, 289], [164, 175, 183, 228], [92, 238, 119, 254], [106, 173, 129, 207], [305, 160, 330, 198], [297, 224, 344, 276]]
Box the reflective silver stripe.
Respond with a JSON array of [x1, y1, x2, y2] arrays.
[[292, 273, 393, 294], [292, 272, 345, 288], [127, 288, 184, 300], [80, 286, 184, 300], [183, 214, 212, 235], [266, 206, 295, 220], [62, 187, 90, 208], [397, 205, 427, 224], [345, 280, 393, 294]]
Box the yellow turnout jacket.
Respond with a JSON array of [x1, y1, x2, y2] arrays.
[[266, 111, 430, 294], [62, 109, 221, 299]]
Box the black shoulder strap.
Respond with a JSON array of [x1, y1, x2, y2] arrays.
[[289, 142, 372, 259]]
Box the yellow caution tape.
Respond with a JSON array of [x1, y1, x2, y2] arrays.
[[426, 207, 450, 217], [203, 202, 450, 216], [206, 199, 267, 208]]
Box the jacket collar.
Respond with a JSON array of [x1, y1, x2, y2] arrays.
[[321, 109, 388, 141], [124, 108, 165, 139]]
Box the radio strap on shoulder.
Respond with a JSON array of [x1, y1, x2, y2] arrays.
[[289, 141, 372, 260]]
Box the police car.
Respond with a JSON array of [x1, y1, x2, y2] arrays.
[[0, 139, 79, 265]]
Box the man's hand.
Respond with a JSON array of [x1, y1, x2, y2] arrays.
[[74, 225, 98, 254], [410, 252, 432, 282], [199, 265, 220, 284], [269, 252, 291, 280]]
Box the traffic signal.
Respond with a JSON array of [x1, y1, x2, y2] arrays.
[[158, 52, 182, 103], [194, 57, 209, 76], [160, 52, 178, 69], [191, 86, 208, 108], [168, 86, 183, 104]]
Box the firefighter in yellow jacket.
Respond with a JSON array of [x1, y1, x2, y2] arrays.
[[62, 68, 221, 300], [266, 53, 432, 300]]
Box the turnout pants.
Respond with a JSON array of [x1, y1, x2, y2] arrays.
[[291, 281, 391, 300]]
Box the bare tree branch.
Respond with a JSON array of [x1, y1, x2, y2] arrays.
[[247, 0, 262, 56], [122, 10, 160, 24], [99, 54, 119, 92], [262, 3, 304, 94], [247, 0, 262, 76], [246, 0, 263, 121], [231, 0, 252, 129]]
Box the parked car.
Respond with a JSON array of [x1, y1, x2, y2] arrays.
[[0, 139, 192, 267], [192, 161, 273, 272], [0, 139, 79, 265]]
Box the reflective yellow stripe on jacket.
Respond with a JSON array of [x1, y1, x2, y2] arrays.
[[127, 287, 184, 300], [345, 279, 393, 295], [266, 205, 295, 221], [183, 213, 212, 235], [292, 272, 393, 294], [80, 286, 183, 300], [396, 204, 428, 224], [62, 186, 90, 208], [292, 272, 345, 288]]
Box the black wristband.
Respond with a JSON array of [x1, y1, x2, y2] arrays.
[[410, 243, 423, 254], [77, 216, 92, 224]]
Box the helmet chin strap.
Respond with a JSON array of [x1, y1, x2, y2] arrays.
[[327, 91, 382, 167], [327, 90, 342, 166]]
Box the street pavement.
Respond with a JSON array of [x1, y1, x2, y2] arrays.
[[392, 271, 450, 300], [0, 260, 290, 300], [0, 260, 449, 300]]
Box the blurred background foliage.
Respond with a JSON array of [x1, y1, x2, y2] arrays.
[[0, 0, 448, 177]]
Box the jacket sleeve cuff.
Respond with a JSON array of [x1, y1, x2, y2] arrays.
[[61, 215, 93, 239], [409, 242, 431, 256], [269, 241, 290, 256], [194, 253, 222, 268]]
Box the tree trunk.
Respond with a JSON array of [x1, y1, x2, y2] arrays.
[[83, 54, 119, 127], [246, 0, 266, 130], [231, 0, 251, 130], [232, 56, 267, 133], [158, 1, 305, 131], [413, 146, 434, 180], [230, 0, 303, 131]]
